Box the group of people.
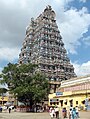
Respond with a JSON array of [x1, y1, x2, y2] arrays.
[[68, 106, 79, 119], [49, 106, 79, 119], [0, 105, 15, 113], [49, 106, 59, 119]]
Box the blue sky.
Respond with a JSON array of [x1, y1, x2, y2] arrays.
[[0, 0, 90, 76]]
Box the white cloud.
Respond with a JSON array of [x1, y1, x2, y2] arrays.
[[80, 0, 87, 3], [0, 47, 20, 62], [83, 36, 90, 46], [73, 61, 90, 76], [57, 7, 90, 54], [50, 1, 90, 54]]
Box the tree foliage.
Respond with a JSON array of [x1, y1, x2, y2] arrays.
[[0, 88, 7, 96], [0, 63, 49, 106]]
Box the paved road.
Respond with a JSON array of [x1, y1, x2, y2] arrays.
[[0, 111, 90, 119]]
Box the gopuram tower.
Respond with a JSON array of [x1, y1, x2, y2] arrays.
[[19, 6, 76, 93]]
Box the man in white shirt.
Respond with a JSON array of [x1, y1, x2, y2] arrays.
[[55, 107, 59, 119], [76, 106, 79, 118]]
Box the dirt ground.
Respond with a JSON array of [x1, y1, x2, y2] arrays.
[[0, 111, 90, 119]]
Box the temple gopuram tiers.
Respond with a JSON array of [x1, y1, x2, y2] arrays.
[[19, 6, 76, 93]]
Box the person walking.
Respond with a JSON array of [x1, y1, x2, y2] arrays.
[[55, 106, 59, 119], [72, 107, 77, 119], [76, 106, 79, 118], [49, 107, 52, 117], [9, 107, 11, 113], [62, 107, 67, 119], [0, 106, 2, 113], [50, 107, 55, 119], [68, 108, 72, 119]]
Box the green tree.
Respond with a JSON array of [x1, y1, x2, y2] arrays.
[[0, 88, 7, 96], [0, 63, 49, 107]]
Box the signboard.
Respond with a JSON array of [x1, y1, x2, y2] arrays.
[[50, 99, 59, 102], [56, 92, 63, 96]]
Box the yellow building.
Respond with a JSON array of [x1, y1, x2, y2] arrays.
[[0, 96, 8, 106], [48, 75, 90, 110]]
